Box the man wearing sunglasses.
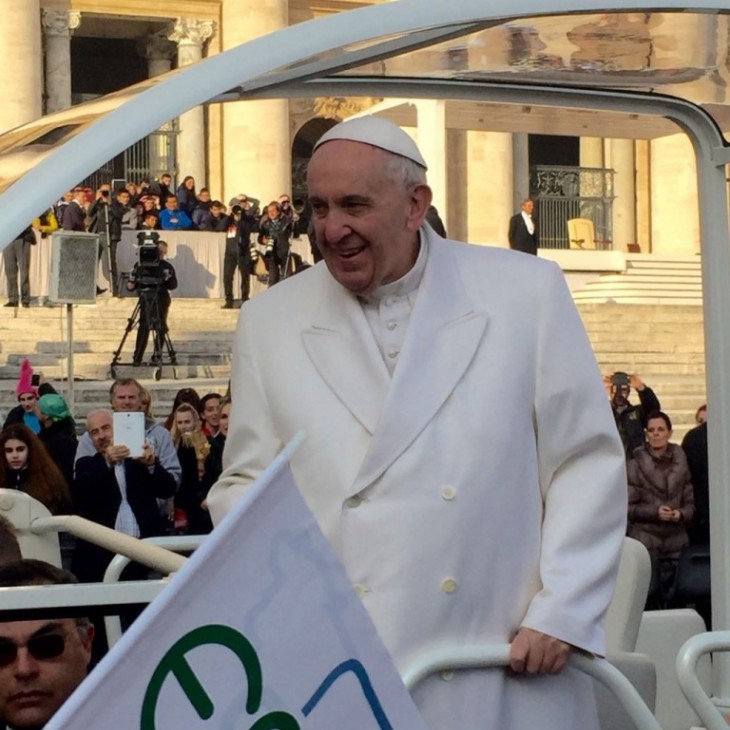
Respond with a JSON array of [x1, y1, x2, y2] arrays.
[[0, 560, 93, 730]]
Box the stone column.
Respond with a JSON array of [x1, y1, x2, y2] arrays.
[[222, 0, 289, 203], [415, 100, 447, 220], [41, 9, 81, 114], [0, 0, 42, 133], [168, 19, 214, 188], [140, 37, 177, 180], [512, 133, 530, 212], [607, 138, 636, 251]]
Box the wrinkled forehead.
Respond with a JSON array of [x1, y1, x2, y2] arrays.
[[0, 618, 73, 643]]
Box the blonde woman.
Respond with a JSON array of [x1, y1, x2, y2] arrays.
[[170, 404, 211, 534]]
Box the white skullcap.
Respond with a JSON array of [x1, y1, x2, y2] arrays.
[[313, 116, 428, 170]]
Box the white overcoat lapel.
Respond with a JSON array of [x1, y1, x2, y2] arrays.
[[301, 269, 390, 435], [352, 234, 489, 494]]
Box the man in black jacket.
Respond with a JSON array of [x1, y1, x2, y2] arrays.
[[606, 371, 661, 458], [3, 225, 37, 308], [107, 189, 135, 296], [508, 198, 538, 255], [127, 239, 178, 365], [72, 409, 177, 583]]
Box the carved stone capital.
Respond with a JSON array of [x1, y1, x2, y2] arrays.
[[168, 18, 215, 48], [139, 35, 177, 62], [312, 96, 376, 120], [41, 9, 81, 38]]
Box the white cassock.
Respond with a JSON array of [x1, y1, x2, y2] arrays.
[[208, 226, 627, 729]]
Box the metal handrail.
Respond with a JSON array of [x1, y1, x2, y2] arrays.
[[31, 515, 187, 575], [103, 535, 204, 646], [402, 644, 662, 730], [676, 632, 730, 730]]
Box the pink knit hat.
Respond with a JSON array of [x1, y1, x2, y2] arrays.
[[16, 359, 37, 398]]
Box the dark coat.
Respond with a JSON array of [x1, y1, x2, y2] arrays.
[[71, 453, 177, 582], [682, 422, 709, 545], [508, 213, 538, 254], [612, 386, 661, 458], [61, 201, 87, 232], [627, 443, 695, 559], [38, 417, 78, 489], [3, 383, 57, 430]]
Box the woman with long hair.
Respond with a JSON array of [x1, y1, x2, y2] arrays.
[[164, 387, 201, 430], [176, 175, 197, 216], [170, 403, 211, 534], [0, 423, 71, 514]]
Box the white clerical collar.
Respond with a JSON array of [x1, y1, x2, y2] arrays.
[[360, 235, 429, 303]]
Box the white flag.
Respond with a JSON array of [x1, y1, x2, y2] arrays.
[[47, 435, 428, 729]]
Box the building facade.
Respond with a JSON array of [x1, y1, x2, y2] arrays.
[[0, 0, 707, 254]]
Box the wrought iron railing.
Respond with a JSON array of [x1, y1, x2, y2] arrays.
[[79, 123, 178, 191], [530, 165, 614, 249]]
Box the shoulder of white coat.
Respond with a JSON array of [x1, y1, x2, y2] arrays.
[[432, 236, 564, 297], [239, 262, 328, 320]]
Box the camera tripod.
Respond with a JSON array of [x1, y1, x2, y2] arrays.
[[110, 286, 177, 381]]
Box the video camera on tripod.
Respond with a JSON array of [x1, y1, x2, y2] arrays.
[[129, 231, 171, 290]]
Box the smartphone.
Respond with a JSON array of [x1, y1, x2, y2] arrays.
[[113, 412, 145, 458], [31, 374, 40, 387]]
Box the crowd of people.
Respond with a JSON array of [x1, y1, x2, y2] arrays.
[[606, 370, 710, 620], [5, 175, 315, 308], [0, 362, 228, 573]]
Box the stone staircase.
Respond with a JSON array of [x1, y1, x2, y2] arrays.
[[576, 303, 706, 440], [0, 297, 239, 420], [572, 254, 702, 305], [0, 280, 709, 440]]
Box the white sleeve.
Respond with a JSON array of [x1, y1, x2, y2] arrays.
[[520, 263, 627, 655]]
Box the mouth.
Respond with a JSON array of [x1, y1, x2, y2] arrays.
[[10, 690, 50, 706], [336, 245, 366, 260]]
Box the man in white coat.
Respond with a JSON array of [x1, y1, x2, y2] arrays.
[[208, 116, 627, 729]]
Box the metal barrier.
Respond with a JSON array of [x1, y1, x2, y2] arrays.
[[402, 644, 662, 730], [676, 631, 730, 730], [102, 535, 204, 646]]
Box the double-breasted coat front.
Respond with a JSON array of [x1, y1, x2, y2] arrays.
[[209, 228, 627, 729]]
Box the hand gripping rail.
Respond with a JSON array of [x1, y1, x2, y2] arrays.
[[401, 644, 662, 730], [676, 631, 730, 730]]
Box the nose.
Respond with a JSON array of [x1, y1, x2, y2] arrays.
[[319, 208, 352, 246], [14, 648, 41, 680]]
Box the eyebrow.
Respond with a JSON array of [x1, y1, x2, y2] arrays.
[[0, 621, 64, 643]]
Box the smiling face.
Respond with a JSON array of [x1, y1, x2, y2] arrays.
[[202, 398, 221, 430], [307, 140, 430, 295], [0, 619, 92, 730], [4, 439, 28, 471], [646, 416, 672, 452]]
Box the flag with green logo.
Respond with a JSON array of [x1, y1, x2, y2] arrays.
[[47, 435, 428, 729]]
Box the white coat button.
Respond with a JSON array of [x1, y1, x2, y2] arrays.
[[440, 670, 454, 681], [441, 578, 457, 594], [441, 485, 456, 501], [384, 297, 395, 307], [346, 495, 362, 509], [354, 583, 370, 599], [386, 320, 397, 330], [387, 349, 399, 359]]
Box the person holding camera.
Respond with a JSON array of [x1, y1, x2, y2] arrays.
[[258, 200, 292, 286], [86, 184, 113, 295], [127, 239, 178, 366], [604, 371, 661, 458]]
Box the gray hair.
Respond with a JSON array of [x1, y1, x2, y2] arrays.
[[385, 154, 428, 189]]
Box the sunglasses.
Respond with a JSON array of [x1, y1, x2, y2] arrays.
[[0, 634, 65, 667]]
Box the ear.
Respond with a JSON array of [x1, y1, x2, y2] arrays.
[[405, 183, 433, 232]]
